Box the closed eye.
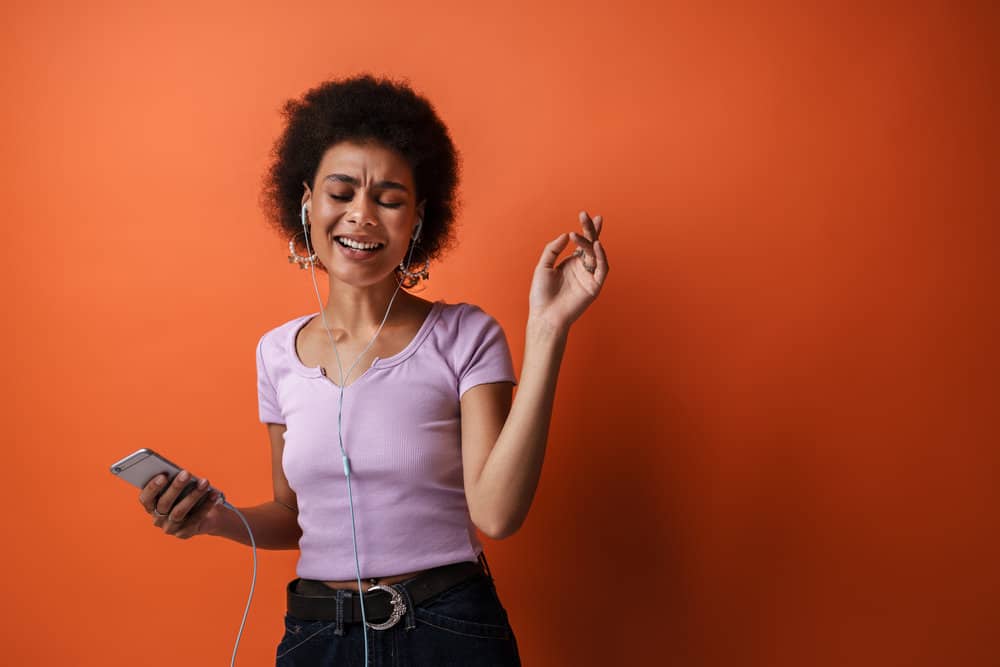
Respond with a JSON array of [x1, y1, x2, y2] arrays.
[[329, 194, 403, 208]]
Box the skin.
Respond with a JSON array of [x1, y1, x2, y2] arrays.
[[137, 139, 610, 588]]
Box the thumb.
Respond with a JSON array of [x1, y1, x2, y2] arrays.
[[537, 233, 570, 271]]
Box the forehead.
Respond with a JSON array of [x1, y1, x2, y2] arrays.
[[315, 141, 414, 186]]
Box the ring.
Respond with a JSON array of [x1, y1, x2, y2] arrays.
[[152, 507, 169, 518], [572, 249, 596, 273]]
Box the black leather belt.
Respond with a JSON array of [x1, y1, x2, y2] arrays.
[[286, 560, 485, 626]]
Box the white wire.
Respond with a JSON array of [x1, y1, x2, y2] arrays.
[[302, 209, 419, 664], [195, 214, 416, 666], [219, 499, 256, 667]]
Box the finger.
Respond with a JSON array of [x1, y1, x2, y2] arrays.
[[578, 211, 599, 242], [569, 231, 594, 252], [163, 492, 201, 535], [139, 474, 169, 512], [196, 490, 221, 514], [154, 470, 192, 514], [537, 233, 571, 270], [593, 215, 603, 238], [569, 232, 597, 273], [593, 239, 610, 284], [167, 477, 211, 524], [175, 491, 220, 539]]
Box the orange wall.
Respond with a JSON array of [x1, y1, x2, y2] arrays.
[[3, 1, 997, 665]]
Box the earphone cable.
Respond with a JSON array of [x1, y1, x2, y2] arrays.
[[303, 209, 420, 663], [208, 212, 419, 666], [218, 498, 256, 667]]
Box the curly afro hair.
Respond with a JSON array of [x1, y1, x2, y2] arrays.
[[260, 73, 461, 278]]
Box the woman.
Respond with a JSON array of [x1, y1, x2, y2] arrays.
[[136, 74, 608, 666]]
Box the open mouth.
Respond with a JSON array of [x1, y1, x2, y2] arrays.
[[334, 236, 385, 253]]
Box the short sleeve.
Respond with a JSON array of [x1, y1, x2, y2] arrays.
[[256, 335, 284, 424], [455, 305, 518, 398]]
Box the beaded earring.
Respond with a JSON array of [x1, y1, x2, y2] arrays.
[[397, 245, 430, 287], [288, 202, 318, 269]]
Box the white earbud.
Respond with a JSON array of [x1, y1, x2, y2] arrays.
[[301, 202, 309, 229], [412, 218, 423, 242]]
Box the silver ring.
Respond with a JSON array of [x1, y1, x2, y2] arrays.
[[572, 248, 596, 273], [152, 507, 169, 518]]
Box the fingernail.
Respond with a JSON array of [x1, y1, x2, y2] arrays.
[[178, 471, 189, 482], [198, 478, 208, 489], [155, 476, 166, 486]]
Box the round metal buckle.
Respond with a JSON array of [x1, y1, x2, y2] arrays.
[[364, 584, 406, 630]]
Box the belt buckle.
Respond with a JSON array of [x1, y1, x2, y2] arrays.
[[365, 584, 406, 630]]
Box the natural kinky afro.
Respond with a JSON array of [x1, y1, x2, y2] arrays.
[[260, 73, 461, 273]]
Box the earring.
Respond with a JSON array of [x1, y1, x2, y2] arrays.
[[288, 229, 318, 269], [397, 243, 430, 287], [288, 202, 319, 269]]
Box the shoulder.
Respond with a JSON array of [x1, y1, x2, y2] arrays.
[[433, 301, 514, 365], [435, 301, 506, 335], [433, 302, 517, 391], [256, 312, 313, 363]]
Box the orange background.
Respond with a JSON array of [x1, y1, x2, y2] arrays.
[[2, 1, 997, 665]]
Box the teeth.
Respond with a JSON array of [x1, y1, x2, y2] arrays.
[[337, 237, 382, 251]]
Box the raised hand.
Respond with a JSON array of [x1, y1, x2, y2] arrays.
[[529, 210, 609, 334]]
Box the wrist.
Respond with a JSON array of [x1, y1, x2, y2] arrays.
[[525, 315, 569, 346]]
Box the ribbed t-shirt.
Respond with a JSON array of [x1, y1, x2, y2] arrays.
[[255, 300, 518, 580]]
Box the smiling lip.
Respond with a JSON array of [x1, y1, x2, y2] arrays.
[[335, 234, 384, 244], [334, 237, 384, 261]]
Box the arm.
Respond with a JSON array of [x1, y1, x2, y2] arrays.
[[462, 319, 567, 540], [462, 210, 608, 540], [205, 423, 303, 550]]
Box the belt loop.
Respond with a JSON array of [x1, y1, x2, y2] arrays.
[[334, 589, 348, 636], [478, 551, 494, 580], [391, 582, 417, 631]]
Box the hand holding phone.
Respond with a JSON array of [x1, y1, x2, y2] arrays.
[[110, 448, 223, 538]]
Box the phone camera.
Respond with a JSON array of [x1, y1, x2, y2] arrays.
[[113, 466, 121, 473]]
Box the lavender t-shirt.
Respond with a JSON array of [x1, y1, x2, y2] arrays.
[[255, 300, 518, 580]]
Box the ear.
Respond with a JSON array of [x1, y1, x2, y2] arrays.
[[301, 181, 312, 210], [416, 199, 427, 222]]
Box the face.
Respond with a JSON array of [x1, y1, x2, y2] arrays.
[[301, 140, 425, 287]]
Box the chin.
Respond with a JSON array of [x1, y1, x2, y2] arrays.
[[327, 265, 398, 288]]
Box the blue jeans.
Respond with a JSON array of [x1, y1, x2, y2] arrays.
[[275, 571, 522, 666]]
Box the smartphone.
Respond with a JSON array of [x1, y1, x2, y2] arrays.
[[110, 448, 217, 508]]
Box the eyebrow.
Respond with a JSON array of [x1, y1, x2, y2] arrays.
[[323, 173, 410, 193]]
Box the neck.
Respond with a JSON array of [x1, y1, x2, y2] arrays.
[[320, 273, 410, 335]]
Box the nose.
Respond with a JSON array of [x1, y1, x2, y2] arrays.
[[345, 193, 378, 228]]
